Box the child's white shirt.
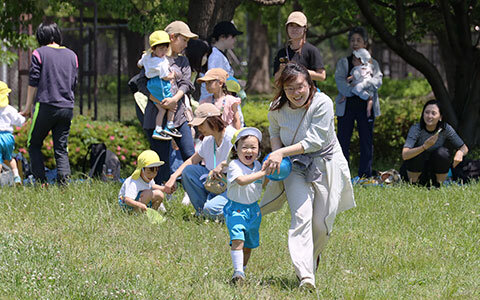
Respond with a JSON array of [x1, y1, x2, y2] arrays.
[[227, 159, 263, 205], [0, 105, 25, 133], [118, 175, 154, 200], [138, 52, 170, 79], [198, 126, 236, 171], [350, 64, 373, 87]]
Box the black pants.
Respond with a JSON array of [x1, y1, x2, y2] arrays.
[[404, 146, 451, 185], [28, 103, 73, 183], [337, 97, 374, 177]]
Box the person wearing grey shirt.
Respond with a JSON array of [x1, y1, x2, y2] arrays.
[[402, 100, 468, 186]]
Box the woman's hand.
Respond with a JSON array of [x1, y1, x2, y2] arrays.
[[164, 177, 177, 194], [452, 150, 464, 168], [160, 97, 177, 110], [423, 133, 439, 150], [262, 150, 283, 175], [209, 165, 224, 180]]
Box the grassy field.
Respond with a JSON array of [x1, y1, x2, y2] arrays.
[[0, 181, 479, 299]]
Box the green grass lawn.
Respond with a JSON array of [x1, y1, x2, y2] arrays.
[[1, 182, 479, 299]]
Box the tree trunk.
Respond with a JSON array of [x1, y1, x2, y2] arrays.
[[246, 15, 272, 94], [125, 29, 145, 78], [187, 0, 242, 40]]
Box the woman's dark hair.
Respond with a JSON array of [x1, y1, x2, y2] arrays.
[[270, 62, 316, 111], [185, 39, 212, 74], [229, 135, 262, 161], [419, 99, 445, 131], [348, 26, 368, 45], [36, 22, 62, 46], [204, 115, 226, 132]]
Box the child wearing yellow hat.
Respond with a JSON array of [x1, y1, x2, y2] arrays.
[[137, 30, 182, 141], [0, 81, 26, 184], [118, 150, 166, 212]]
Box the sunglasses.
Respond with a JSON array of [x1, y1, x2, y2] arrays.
[[144, 166, 160, 172]]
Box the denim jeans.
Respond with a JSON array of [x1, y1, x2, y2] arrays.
[[181, 164, 228, 218], [146, 121, 195, 184]]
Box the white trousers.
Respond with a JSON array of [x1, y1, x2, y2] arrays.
[[284, 168, 330, 282]]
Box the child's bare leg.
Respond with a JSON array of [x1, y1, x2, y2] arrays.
[[139, 189, 164, 210], [366, 97, 373, 117], [8, 158, 21, 182], [243, 247, 252, 267], [154, 102, 167, 130]]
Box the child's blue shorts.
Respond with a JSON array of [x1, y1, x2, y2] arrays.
[[223, 200, 261, 249], [0, 131, 15, 162], [118, 190, 152, 211]]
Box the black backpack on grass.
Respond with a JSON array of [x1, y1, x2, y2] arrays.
[[452, 159, 480, 183], [83, 143, 121, 182]]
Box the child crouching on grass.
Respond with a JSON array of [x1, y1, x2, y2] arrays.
[[0, 81, 26, 184], [224, 127, 267, 283], [118, 150, 165, 212]]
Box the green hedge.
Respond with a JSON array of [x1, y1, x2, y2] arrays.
[[14, 115, 149, 175]]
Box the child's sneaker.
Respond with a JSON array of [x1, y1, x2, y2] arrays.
[[163, 127, 182, 138], [231, 271, 245, 284], [14, 176, 22, 185], [152, 129, 172, 140]]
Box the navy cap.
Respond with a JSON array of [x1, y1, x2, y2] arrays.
[[212, 21, 243, 39]]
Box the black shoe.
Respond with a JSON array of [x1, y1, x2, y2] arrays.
[[163, 127, 182, 138]]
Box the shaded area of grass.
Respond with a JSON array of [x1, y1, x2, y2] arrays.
[[0, 182, 479, 299]]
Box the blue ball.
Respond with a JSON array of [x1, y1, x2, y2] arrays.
[[263, 154, 292, 181]]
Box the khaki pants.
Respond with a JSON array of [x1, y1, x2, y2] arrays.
[[284, 168, 330, 283]]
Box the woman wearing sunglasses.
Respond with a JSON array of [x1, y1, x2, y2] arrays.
[[118, 150, 166, 212]]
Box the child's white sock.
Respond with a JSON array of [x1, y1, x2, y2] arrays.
[[13, 169, 19, 177], [155, 125, 163, 132], [230, 250, 243, 272], [166, 121, 174, 129]]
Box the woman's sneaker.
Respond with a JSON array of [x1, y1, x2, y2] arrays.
[[152, 129, 172, 140], [163, 127, 182, 138]]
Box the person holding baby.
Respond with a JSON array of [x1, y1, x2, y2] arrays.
[[334, 26, 383, 178]]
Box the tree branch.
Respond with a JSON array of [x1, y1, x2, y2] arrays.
[[395, 0, 406, 43], [309, 26, 355, 44], [249, 0, 286, 5], [371, 0, 394, 9], [438, 0, 463, 58]]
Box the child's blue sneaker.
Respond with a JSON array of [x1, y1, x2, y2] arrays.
[[231, 271, 245, 284], [163, 127, 182, 138], [14, 175, 22, 185], [152, 129, 172, 140]]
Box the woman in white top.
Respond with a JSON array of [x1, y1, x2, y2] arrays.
[[164, 103, 236, 218], [199, 21, 243, 101], [261, 62, 355, 289]]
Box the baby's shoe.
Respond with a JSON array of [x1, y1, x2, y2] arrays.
[[14, 175, 22, 185], [163, 127, 182, 138], [152, 129, 172, 140]]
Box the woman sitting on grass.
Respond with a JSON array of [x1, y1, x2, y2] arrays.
[[164, 103, 236, 218], [118, 150, 166, 212], [402, 99, 468, 186]]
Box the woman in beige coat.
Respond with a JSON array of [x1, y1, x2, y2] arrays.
[[261, 62, 355, 289]]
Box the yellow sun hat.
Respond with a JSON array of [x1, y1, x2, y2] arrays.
[[0, 81, 12, 108], [149, 30, 171, 48], [131, 150, 164, 180]]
